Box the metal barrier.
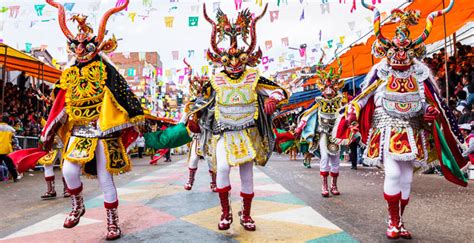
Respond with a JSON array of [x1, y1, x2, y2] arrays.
[[15, 136, 40, 149]]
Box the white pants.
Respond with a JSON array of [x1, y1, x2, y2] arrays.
[[319, 133, 340, 173], [43, 150, 61, 178], [62, 138, 118, 203], [44, 164, 55, 178], [215, 138, 254, 194], [383, 157, 413, 200], [188, 140, 212, 171]]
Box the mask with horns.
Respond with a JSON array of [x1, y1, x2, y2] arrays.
[[362, 0, 454, 70], [314, 50, 344, 99], [46, 0, 129, 63], [203, 3, 268, 79]]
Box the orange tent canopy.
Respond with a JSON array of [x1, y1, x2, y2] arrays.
[[328, 0, 474, 78], [0, 43, 62, 83]]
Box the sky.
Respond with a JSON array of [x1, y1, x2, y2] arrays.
[[0, 0, 408, 78]]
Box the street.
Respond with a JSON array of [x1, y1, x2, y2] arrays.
[[0, 153, 472, 242]]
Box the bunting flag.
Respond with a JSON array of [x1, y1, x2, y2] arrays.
[[25, 43, 32, 53], [172, 51, 179, 60], [30, 20, 39, 28], [127, 68, 136, 77], [327, 39, 333, 48], [299, 45, 307, 57], [34, 4, 45, 17], [319, 30, 322, 41], [188, 16, 198, 27], [165, 69, 172, 77], [269, 10, 279, 22], [156, 67, 163, 76], [339, 36, 345, 45], [281, 37, 289, 46], [188, 50, 194, 57], [256, 0, 263, 7], [262, 56, 269, 65], [143, 0, 153, 8], [269, 58, 274, 63], [184, 67, 190, 75], [178, 75, 184, 84], [265, 40, 272, 50], [9, 6, 20, 18], [164, 16, 174, 28], [299, 9, 305, 20], [63, 3, 75, 12], [0, 7, 9, 13], [129, 12, 137, 22], [350, 0, 356, 13], [320, 2, 330, 14], [235, 0, 243, 10], [201, 66, 209, 74], [279, 56, 285, 63], [348, 21, 355, 31], [169, 6, 178, 12]]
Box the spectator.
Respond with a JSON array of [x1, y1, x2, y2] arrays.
[[136, 134, 145, 158], [0, 116, 19, 182]]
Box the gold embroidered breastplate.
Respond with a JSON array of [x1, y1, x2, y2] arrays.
[[211, 69, 259, 130], [59, 61, 107, 124]]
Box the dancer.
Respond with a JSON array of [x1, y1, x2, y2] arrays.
[[295, 54, 346, 197], [182, 59, 216, 192], [146, 3, 288, 231], [38, 135, 70, 199], [335, 0, 467, 239], [44, 1, 143, 240]]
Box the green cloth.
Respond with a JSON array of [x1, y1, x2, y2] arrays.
[[279, 140, 294, 153], [144, 123, 192, 150], [300, 141, 309, 154], [435, 122, 467, 183]]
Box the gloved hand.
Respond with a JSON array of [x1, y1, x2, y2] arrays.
[[187, 119, 201, 133], [264, 97, 279, 114], [346, 105, 358, 128], [424, 105, 440, 122], [294, 121, 306, 138]]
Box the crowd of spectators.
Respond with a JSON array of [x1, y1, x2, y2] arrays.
[[0, 78, 51, 137], [423, 43, 474, 125]]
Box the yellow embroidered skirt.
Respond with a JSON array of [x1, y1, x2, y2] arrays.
[[212, 127, 268, 167], [63, 136, 131, 175]]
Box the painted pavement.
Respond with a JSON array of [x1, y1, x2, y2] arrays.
[[1, 159, 356, 242]]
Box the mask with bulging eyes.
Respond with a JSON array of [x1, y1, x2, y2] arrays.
[[363, 0, 453, 71], [203, 3, 268, 79], [47, 0, 127, 63]]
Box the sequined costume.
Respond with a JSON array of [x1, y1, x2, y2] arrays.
[[145, 3, 288, 231], [295, 54, 346, 197], [182, 59, 216, 192], [334, 0, 467, 239], [43, 1, 142, 240]]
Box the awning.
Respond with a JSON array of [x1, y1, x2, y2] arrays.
[[327, 0, 474, 78], [0, 43, 62, 83]]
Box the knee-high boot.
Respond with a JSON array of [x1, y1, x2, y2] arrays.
[[239, 192, 256, 231], [384, 192, 401, 239], [217, 186, 233, 230], [63, 184, 85, 228], [41, 176, 57, 199], [330, 172, 340, 195], [399, 198, 412, 239], [184, 168, 197, 190], [320, 171, 330, 197], [105, 200, 121, 241], [209, 170, 217, 192]]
